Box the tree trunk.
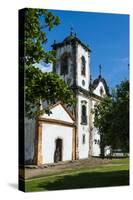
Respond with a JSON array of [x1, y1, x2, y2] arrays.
[[100, 135, 105, 159], [100, 145, 105, 159]]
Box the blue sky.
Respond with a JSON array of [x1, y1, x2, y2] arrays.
[[42, 9, 129, 89]]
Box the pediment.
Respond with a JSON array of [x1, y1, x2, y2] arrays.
[[41, 103, 74, 123], [93, 81, 106, 97]]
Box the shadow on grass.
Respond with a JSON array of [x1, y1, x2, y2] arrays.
[[37, 170, 129, 191]]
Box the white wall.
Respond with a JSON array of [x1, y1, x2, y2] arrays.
[[91, 81, 107, 156], [76, 44, 90, 90], [91, 127, 101, 156], [104, 146, 111, 156], [55, 42, 91, 89], [91, 100, 101, 157], [93, 82, 106, 97], [41, 123, 73, 164], [41, 104, 73, 123], [55, 45, 74, 86], [24, 118, 36, 163], [77, 95, 90, 159]]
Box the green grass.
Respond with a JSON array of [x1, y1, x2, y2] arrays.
[[24, 158, 129, 192]]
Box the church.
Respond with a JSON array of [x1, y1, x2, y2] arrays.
[[25, 32, 110, 165]]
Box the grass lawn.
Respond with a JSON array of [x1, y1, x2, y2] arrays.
[[24, 158, 129, 192]]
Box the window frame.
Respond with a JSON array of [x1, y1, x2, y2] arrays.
[[81, 56, 86, 76], [81, 103, 87, 125]]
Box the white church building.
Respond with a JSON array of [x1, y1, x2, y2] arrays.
[[25, 32, 110, 165]]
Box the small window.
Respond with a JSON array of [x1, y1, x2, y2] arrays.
[[81, 56, 86, 76], [82, 134, 86, 144], [82, 80, 85, 86], [94, 139, 100, 145], [94, 139, 97, 144]]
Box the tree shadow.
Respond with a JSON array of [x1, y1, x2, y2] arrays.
[[37, 170, 129, 191]]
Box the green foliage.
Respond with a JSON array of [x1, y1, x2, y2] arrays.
[[19, 8, 76, 118], [93, 80, 129, 155], [112, 80, 129, 151], [24, 158, 129, 191], [25, 65, 76, 118], [23, 9, 60, 65]]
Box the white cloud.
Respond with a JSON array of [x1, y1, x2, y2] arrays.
[[34, 62, 53, 72]]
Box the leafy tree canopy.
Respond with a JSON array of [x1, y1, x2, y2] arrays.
[[25, 66, 76, 118], [19, 8, 76, 118], [93, 80, 129, 156]]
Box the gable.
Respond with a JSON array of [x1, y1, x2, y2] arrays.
[[93, 81, 106, 97], [41, 103, 74, 123]]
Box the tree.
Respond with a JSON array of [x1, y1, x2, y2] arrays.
[[93, 96, 113, 157], [93, 80, 129, 157], [111, 80, 129, 152], [25, 67, 76, 118], [19, 8, 76, 118]]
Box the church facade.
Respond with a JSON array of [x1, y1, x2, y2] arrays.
[[25, 33, 110, 165]]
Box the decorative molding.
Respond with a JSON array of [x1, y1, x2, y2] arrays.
[[33, 120, 43, 165], [71, 85, 90, 98], [39, 117, 75, 127], [44, 102, 75, 122], [52, 35, 91, 53], [91, 76, 110, 96], [91, 93, 103, 101], [81, 100, 87, 104]]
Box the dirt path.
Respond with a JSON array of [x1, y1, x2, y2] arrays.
[[20, 158, 112, 179]]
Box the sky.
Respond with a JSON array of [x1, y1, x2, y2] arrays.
[[41, 9, 129, 89]]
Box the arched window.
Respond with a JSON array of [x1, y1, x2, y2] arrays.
[[81, 56, 86, 76], [82, 105, 86, 116], [81, 104, 87, 124], [61, 53, 69, 75]]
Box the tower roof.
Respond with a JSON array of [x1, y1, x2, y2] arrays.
[[63, 34, 76, 42], [91, 75, 110, 96], [52, 33, 91, 52]]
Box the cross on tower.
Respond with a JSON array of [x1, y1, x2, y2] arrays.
[[70, 26, 77, 37], [70, 27, 74, 36], [99, 64, 102, 78]]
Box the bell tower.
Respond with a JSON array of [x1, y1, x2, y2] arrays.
[[52, 31, 91, 159], [52, 31, 91, 90]]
